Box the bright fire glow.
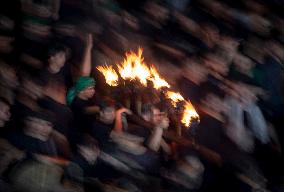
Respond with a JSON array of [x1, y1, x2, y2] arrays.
[[181, 100, 199, 127], [118, 48, 151, 86], [97, 65, 118, 86], [97, 47, 200, 129], [165, 91, 185, 107], [149, 66, 170, 89]]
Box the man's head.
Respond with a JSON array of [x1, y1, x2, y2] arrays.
[[0, 97, 11, 127], [99, 99, 116, 124], [77, 86, 95, 100], [67, 77, 96, 105], [141, 103, 168, 126], [24, 113, 54, 141], [47, 44, 69, 73]]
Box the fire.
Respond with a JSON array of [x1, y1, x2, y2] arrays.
[[165, 90, 199, 127], [97, 65, 118, 86], [118, 48, 151, 86], [117, 48, 170, 88], [149, 66, 170, 89], [97, 47, 200, 130], [181, 100, 199, 127], [165, 91, 185, 107]]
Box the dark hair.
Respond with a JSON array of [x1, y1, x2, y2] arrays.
[[141, 103, 153, 115], [47, 43, 69, 60], [141, 103, 163, 115], [18, 70, 45, 86], [200, 82, 225, 100], [24, 110, 55, 124], [0, 97, 10, 106], [98, 97, 116, 111], [77, 134, 99, 149]]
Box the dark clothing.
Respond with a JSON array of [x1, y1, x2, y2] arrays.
[[6, 100, 35, 132], [127, 123, 151, 140], [9, 132, 58, 156], [72, 153, 120, 181], [39, 64, 73, 89], [70, 97, 97, 133], [253, 57, 284, 110], [228, 64, 258, 85], [196, 113, 224, 153], [178, 77, 203, 105], [91, 121, 114, 149], [39, 96, 73, 136]]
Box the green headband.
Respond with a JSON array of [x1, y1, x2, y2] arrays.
[[67, 76, 95, 105]]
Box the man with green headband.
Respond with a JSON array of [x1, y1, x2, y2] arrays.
[[67, 76, 96, 106], [67, 76, 99, 142]]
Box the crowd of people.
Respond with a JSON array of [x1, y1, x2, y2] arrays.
[[0, 0, 284, 191]]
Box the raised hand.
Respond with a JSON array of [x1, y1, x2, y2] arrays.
[[86, 33, 93, 50], [116, 108, 132, 116]]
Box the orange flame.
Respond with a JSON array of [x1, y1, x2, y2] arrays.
[[166, 91, 199, 127], [118, 48, 151, 86], [149, 66, 170, 90], [97, 65, 118, 86], [181, 100, 199, 127], [98, 47, 199, 128], [165, 91, 185, 107]]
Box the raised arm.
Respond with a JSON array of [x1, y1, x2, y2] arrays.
[[147, 117, 169, 152], [113, 108, 132, 133], [80, 34, 93, 77]]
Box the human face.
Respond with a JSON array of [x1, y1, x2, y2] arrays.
[[0, 101, 10, 126], [78, 86, 95, 100], [151, 108, 163, 126], [100, 107, 115, 124], [25, 117, 53, 141], [48, 51, 66, 73]]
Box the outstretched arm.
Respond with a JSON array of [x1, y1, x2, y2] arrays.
[[80, 34, 93, 77]]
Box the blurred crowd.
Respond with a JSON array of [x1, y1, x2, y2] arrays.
[[1, 0, 284, 191]]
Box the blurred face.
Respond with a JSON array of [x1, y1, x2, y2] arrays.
[[233, 54, 254, 72], [205, 55, 229, 76], [203, 94, 226, 114], [151, 108, 166, 126], [251, 15, 271, 36], [21, 79, 43, 99], [25, 117, 53, 141], [183, 61, 208, 83], [78, 86, 95, 100], [48, 51, 66, 73], [100, 107, 115, 124], [146, 2, 169, 24], [270, 42, 284, 61], [0, 66, 18, 88], [0, 101, 10, 126]]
